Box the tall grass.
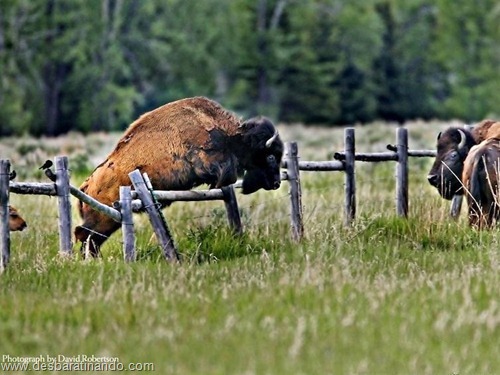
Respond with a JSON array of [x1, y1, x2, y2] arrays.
[[1, 122, 499, 374]]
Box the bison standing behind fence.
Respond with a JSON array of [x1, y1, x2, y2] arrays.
[[75, 96, 284, 257], [427, 119, 498, 200], [427, 119, 500, 227]]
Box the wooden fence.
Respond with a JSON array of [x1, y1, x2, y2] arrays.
[[1, 126, 459, 269], [1, 158, 242, 268]]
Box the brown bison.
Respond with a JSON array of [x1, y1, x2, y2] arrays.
[[75, 96, 284, 256], [461, 127, 500, 228], [427, 119, 498, 200], [8, 206, 27, 232]]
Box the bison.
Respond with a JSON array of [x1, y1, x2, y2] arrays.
[[75, 96, 284, 256], [462, 129, 500, 228], [427, 119, 498, 200], [8, 206, 27, 232]]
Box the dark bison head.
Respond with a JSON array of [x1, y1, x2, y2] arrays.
[[427, 127, 476, 200], [237, 116, 284, 194]]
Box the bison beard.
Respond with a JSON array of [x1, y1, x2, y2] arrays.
[[75, 97, 283, 257]]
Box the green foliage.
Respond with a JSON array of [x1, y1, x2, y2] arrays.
[[0, 0, 499, 137], [432, 0, 500, 120]]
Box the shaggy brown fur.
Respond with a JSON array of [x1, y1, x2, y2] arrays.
[[470, 119, 498, 143], [462, 122, 500, 228], [75, 96, 283, 256], [9, 206, 27, 232], [481, 121, 500, 140]]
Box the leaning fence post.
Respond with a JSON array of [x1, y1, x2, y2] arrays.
[[55, 156, 73, 255], [129, 170, 179, 263], [285, 141, 304, 242], [0, 160, 11, 270], [396, 127, 409, 217], [119, 186, 135, 262], [344, 128, 356, 226], [221, 185, 243, 235]]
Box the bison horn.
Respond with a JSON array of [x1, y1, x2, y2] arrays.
[[265, 131, 279, 148], [457, 129, 466, 150]]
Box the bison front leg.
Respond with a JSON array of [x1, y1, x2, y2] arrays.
[[79, 232, 108, 258], [74, 217, 120, 258]]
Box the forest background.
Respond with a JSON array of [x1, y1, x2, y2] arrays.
[[0, 0, 499, 137]]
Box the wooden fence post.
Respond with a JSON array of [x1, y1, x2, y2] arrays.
[[119, 186, 135, 262], [396, 127, 409, 217], [285, 141, 304, 241], [129, 170, 179, 263], [55, 156, 73, 255], [0, 160, 11, 270], [344, 128, 356, 226], [221, 185, 243, 235]]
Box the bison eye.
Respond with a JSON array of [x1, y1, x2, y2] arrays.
[[266, 155, 276, 164], [450, 151, 458, 160]]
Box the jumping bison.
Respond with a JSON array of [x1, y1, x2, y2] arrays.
[[75, 96, 284, 256], [427, 119, 498, 200], [8, 206, 27, 232]]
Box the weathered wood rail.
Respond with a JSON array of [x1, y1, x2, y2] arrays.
[[287, 127, 413, 232]]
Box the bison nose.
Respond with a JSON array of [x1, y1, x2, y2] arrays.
[[427, 174, 438, 186], [273, 180, 281, 189]]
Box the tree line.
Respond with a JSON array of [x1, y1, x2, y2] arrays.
[[0, 0, 499, 137]]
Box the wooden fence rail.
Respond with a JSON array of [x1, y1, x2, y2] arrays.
[[334, 127, 462, 219], [1, 126, 460, 268]]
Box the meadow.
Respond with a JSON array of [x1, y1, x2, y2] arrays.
[[1, 121, 499, 375]]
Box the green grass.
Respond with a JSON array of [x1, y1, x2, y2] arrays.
[[1, 122, 499, 374]]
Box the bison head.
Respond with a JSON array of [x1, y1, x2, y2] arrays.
[[427, 127, 476, 200], [237, 117, 283, 194]]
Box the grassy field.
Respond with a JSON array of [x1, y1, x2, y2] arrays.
[[1, 121, 499, 374]]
